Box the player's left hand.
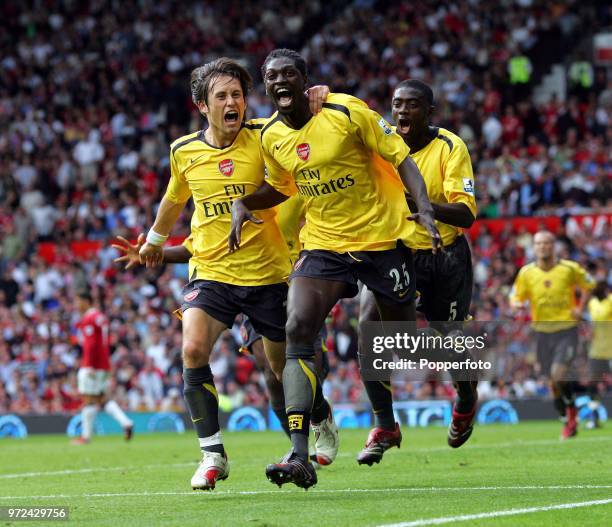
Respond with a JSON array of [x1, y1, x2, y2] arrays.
[[407, 211, 442, 254], [229, 199, 263, 253], [307, 85, 330, 114], [112, 233, 145, 270]]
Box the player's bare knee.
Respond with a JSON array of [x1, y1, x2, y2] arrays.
[[182, 339, 209, 368], [286, 315, 317, 345]]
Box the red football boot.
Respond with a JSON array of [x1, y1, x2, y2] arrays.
[[448, 382, 478, 448], [561, 406, 578, 440], [357, 423, 402, 466]]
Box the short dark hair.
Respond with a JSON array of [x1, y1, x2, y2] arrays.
[[395, 79, 434, 106], [261, 48, 307, 79], [76, 290, 93, 303], [190, 58, 253, 105]]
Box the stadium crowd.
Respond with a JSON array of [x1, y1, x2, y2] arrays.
[[0, 0, 610, 415]]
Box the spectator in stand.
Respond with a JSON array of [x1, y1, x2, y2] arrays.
[[136, 357, 164, 410]]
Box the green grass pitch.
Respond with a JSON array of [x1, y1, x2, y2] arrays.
[[1, 421, 611, 526]]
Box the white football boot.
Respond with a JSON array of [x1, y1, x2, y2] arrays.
[[191, 451, 229, 490], [311, 398, 339, 466]]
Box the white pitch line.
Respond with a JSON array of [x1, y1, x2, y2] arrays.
[[0, 463, 194, 480], [376, 498, 612, 527], [1, 485, 611, 501], [2, 435, 610, 480]]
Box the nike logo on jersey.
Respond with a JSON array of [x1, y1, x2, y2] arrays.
[[190, 154, 206, 164], [191, 417, 204, 423], [275, 144, 281, 150], [398, 290, 409, 298]]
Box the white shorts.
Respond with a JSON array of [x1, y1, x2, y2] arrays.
[[78, 368, 110, 396]]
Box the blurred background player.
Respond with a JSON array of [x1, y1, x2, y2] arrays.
[[586, 280, 612, 428], [72, 290, 133, 444], [510, 230, 595, 439], [357, 79, 479, 465], [230, 48, 440, 489]]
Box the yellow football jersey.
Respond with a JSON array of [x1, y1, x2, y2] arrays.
[[277, 195, 306, 263], [510, 259, 595, 332], [261, 93, 412, 252], [182, 194, 304, 265], [182, 234, 193, 254], [403, 127, 476, 249], [588, 294, 612, 359], [165, 120, 290, 286]]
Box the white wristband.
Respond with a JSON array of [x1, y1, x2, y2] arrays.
[[146, 229, 168, 246]]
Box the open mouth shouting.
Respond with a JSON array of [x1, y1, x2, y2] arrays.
[[274, 87, 293, 110], [397, 117, 411, 135], [224, 110, 240, 124]]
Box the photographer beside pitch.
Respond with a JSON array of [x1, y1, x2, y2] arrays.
[[358, 80, 479, 464]]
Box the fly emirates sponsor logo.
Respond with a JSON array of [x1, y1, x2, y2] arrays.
[[295, 168, 355, 198], [201, 184, 245, 218]]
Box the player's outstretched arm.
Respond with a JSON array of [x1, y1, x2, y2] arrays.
[[113, 234, 192, 269], [397, 157, 442, 252], [228, 182, 289, 252]]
